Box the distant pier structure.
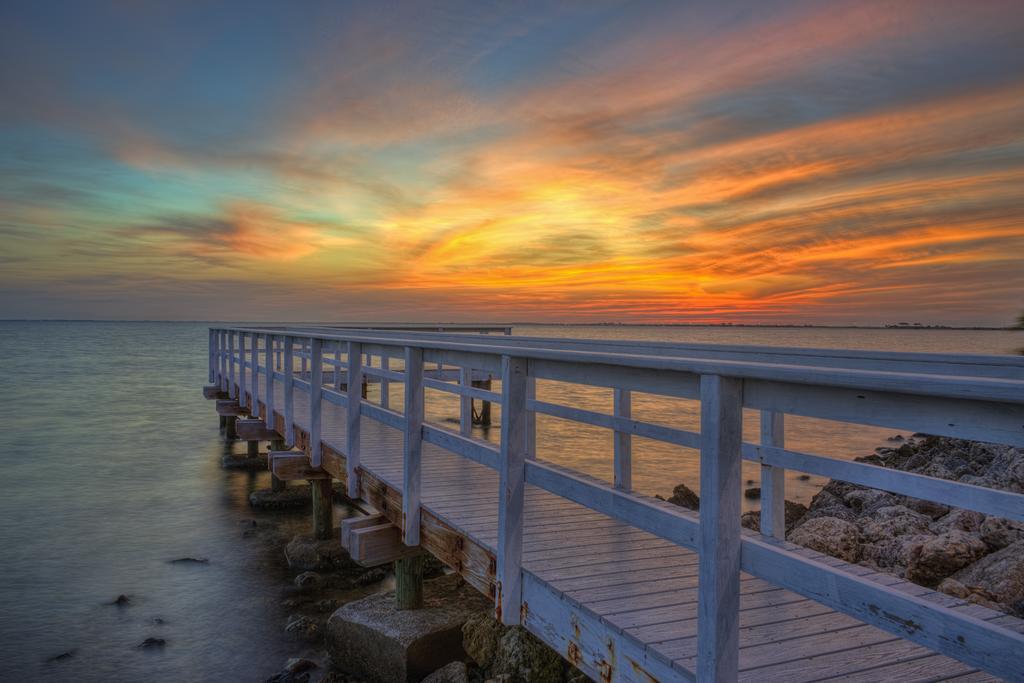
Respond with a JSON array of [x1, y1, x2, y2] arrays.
[[203, 325, 1024, 682]]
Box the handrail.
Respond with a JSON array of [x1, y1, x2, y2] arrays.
[[208, 326, 1024, 681]]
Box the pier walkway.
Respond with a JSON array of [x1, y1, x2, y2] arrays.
[[204, 326, 1024, 682]]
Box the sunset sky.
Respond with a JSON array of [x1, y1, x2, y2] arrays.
[[1, 1, 1022, 324]]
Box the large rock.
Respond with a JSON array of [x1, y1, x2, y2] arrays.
[[951, 540, 1024, 617], [739, 500, 809, 534], [905, 530, 987, 586], [857, 505, 933, 543], [463, 612, 504, 669], [788, 516, 861, 563], [492, 626, 564, 682], [326, 574, 490, 683]]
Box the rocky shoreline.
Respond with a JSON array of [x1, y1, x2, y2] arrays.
[[667, 435, 1024, 619]]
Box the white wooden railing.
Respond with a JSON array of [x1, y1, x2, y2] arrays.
[[208, 326, 1024, 682]]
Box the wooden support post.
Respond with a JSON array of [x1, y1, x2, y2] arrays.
[[219, 414, 226, 429], [309, 337, 323, 467], [270, 438, 286, 492], [402, 346, 424, 546], [497, 355, 528, 625], [247, 439, 259, 458], [613, 387, 632, 491], [311, 477, 333, 541], [394, 554, 425, 610], [283, 336, 294, 446], [459, 366, 472, 437], [760, 410, 786, 540], [346, 342, 363, 499], [225, 415, 237, 440], [697, 374, 743, 683]]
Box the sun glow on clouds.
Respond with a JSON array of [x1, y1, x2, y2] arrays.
[[0, 0, 1022, 322]]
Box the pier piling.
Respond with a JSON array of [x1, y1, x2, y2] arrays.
[[394, 555, 425, 610], [311, 478, 333, 541]]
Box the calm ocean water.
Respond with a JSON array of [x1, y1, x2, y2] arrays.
[[0, 321, 1020, 681]]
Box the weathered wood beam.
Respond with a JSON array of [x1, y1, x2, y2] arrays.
[[349, 523, 422, 566], [340, 513, 386, 550], [203, 385, 227, 400], [270, 451, 330, 481], [215, 399, 245, 417], [236, 418, 278, 442]]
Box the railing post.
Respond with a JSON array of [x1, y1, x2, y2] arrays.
[[283, 336, 295, 447], [526, 376, 537, 459], [264, 333, 275, 431], [228, 330, 236, 398], [309, 337, 323, 468], [459, 366, 472, 437], [334, 342, 343, 391], [301, 339, 309, 377], [402, 346, 424, 546], [250, 333, 259, 419], [497, 355, 528, 625], [208, 329, 216, 384], [760, 410, 786, 540], [380, 352, 390, 409], [346, 342, 363, 499], [219, 330, 227, 391], [613, 388, 632, 490], [698, 374, 743, 683], [238, 332, 247, 409]]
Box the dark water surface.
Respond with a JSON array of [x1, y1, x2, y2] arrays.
[[0, 321, 1020, 681]]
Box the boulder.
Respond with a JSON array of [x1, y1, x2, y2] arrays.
[[463, 612, 504, 669], [491, 626, 564, 683], [905, 530, 987, 585], [665, 483, 699, 510], [858, 505, 932, 543], [979, 517, 1024, 551], [326, 574, 490, 683], [788, 516, 861, 563], [930, 508, 985, 534], [739, 500, 809, 535], [951, 540, 1024, 616]]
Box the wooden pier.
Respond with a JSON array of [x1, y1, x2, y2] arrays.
[[204, 325, 1024, 682]]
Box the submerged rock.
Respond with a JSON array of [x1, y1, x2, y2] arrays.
[[137, 637, 166, 648], [169, 556, 209, 564], [250, 485, 312, 510], [285, 534, 361, 572], [108, 594, 131, 607], [46, 650, 76, 662]]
